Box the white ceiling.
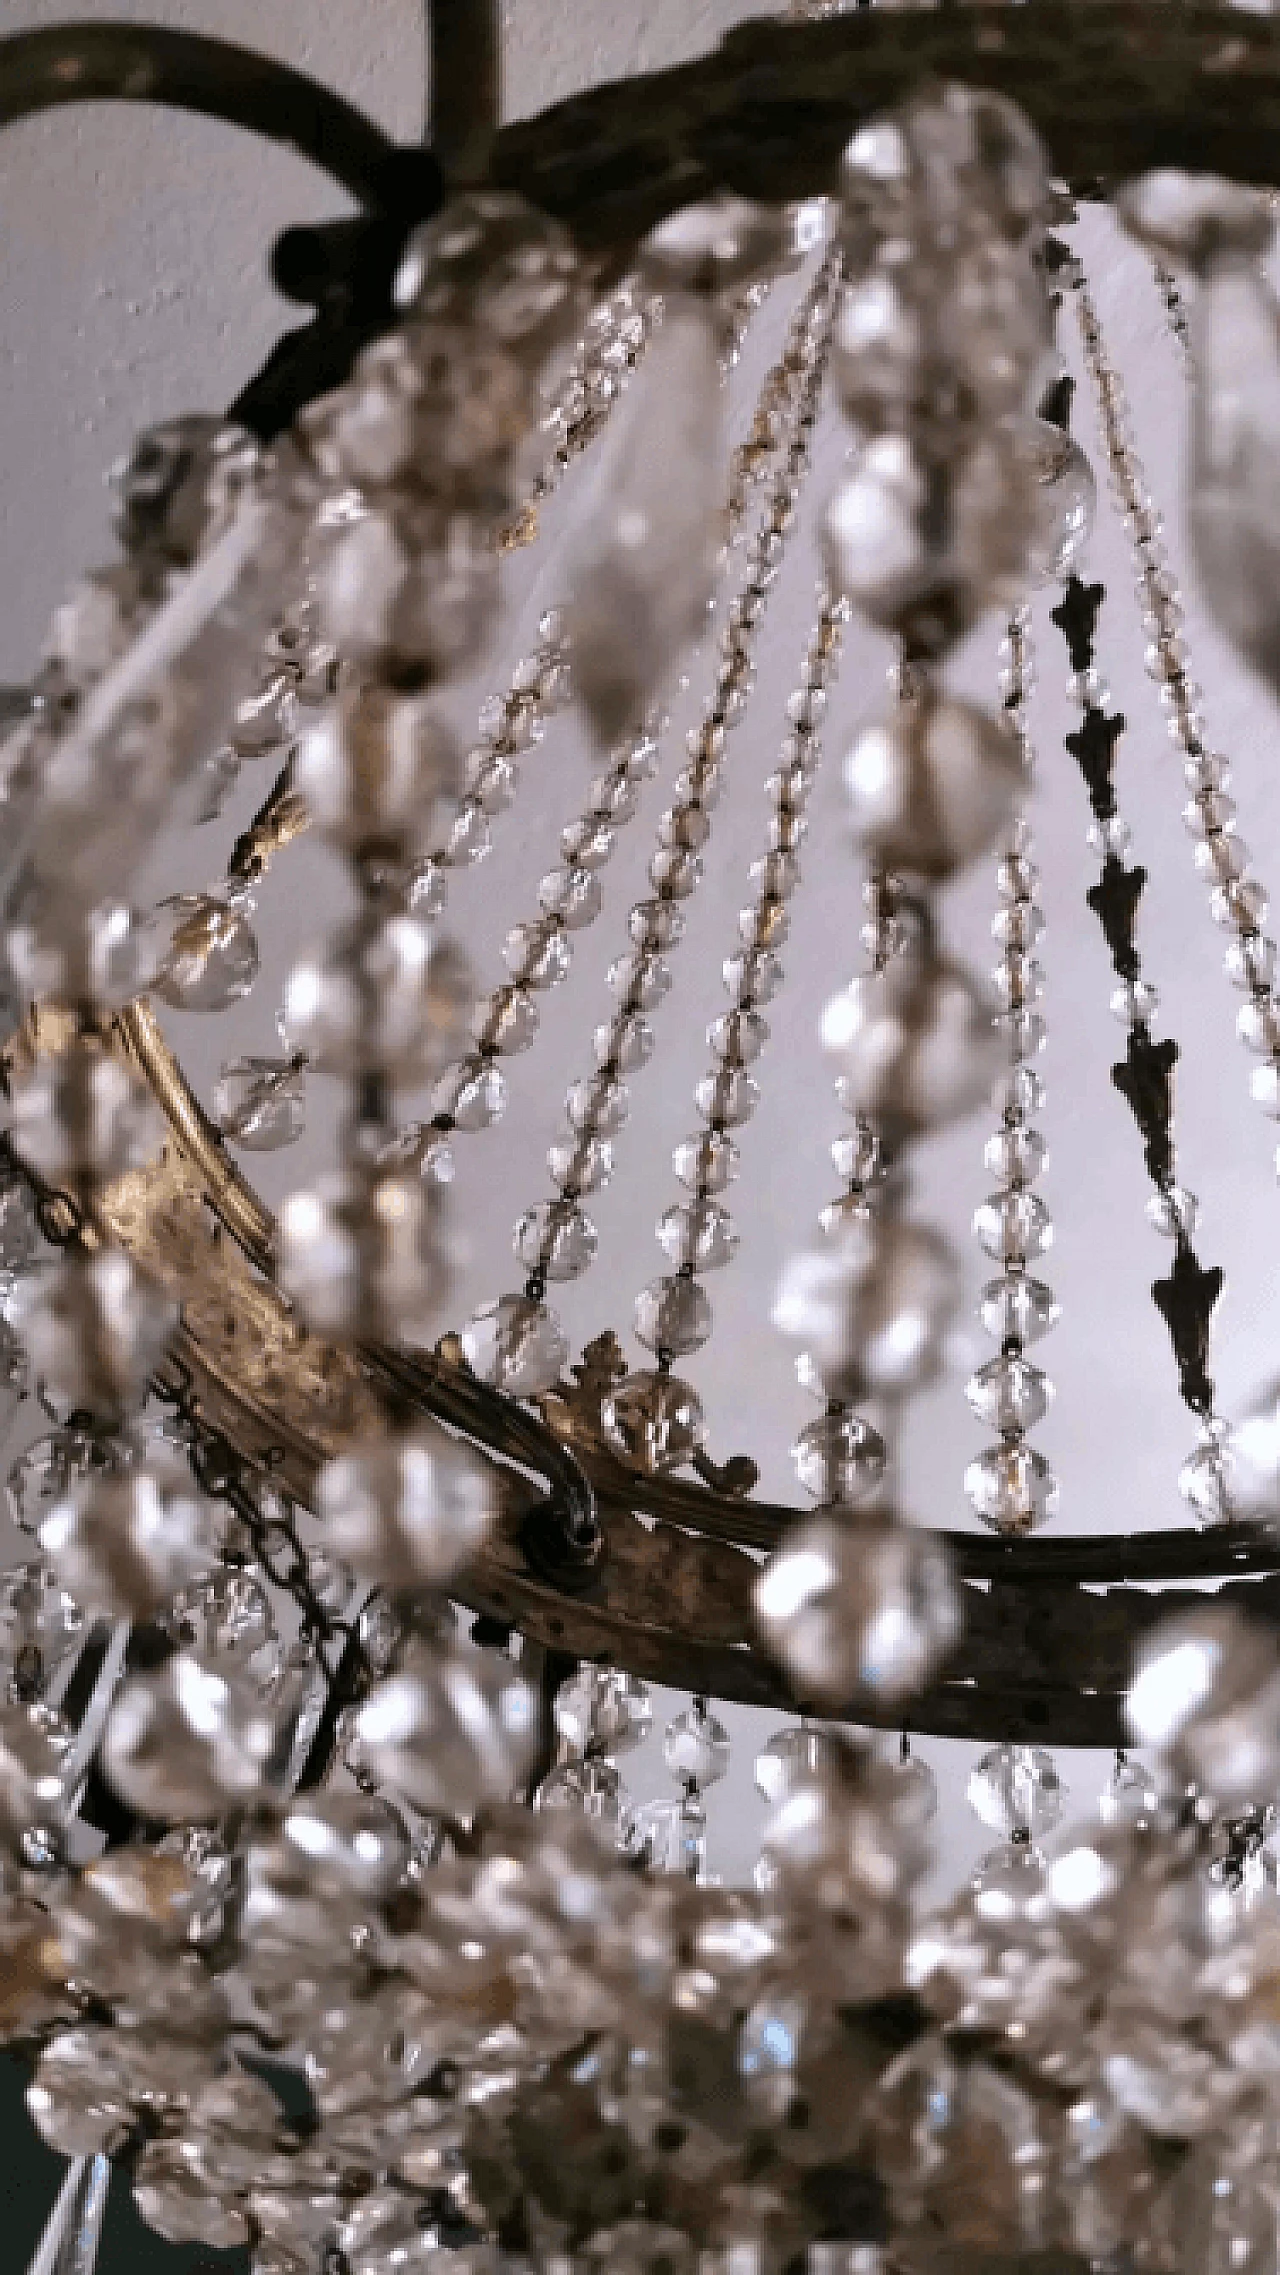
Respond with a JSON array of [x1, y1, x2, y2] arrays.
[[3, 1, 1279, 1882]]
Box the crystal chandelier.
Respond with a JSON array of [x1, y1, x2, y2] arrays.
[[8, 5, 1280, 2271]]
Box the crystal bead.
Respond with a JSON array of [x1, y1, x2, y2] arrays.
[[753, 1725, 841, 1805], [1226, 934, 1279, 990], [353, 1637, 536, 1815], [1146, 1184, 1200, 1239], [278, 1165, 454, 1346], [601, 1369, 707, 1476], [595, 1013, 653, 1075], [708, 1009, 767, 1066], [1179, 1436, 1235, 1525], [1183, 790, 1238, 839], [282, 917, 471, 1084], [444, 801, 491, 866], [1087, 815, 1133, 862], [755, 1516, 961, 1710], [973, 1188, 1052, 1263], [965, 1353, 1052, 1432], [791, 1411, 887, 1503], [608, 949, 671, 1010], [724, 946, 783, 1006], [514, 1200, 598, 1281], [5, 1429, 116, 1539], [630, 897, 685, 951], [0, 1562, 82, 1691], [151, 891, 259, 1012], [1098, 1754, 1162, 1829], [406, 855, 447, 919], [0, 1173, 38, 1277], [882, 1748, 939, 1830], [476, 983, 539, 1056], [656, 1199, 737, 1273], [694, 1068, 760, 1128], [1109, 978, 1160, 1026], [538, 864, 602, 930], [992, 1063, 1045, 1120], [12, 1249, 177, 1426], [39, 1458, 216, 1620], [504, 918, 570, 990], [6, 1047, 161, 1187], [634, 1275, 713, 1358], [1211, 877, 1269, 931], [664, 1703, 730, 1788], [547, 1132, 613, 1194], [560, 816, 615, 869], [967, 1743, 1065, 1838], [102, 1653, 277, 1822], [672, 1130, 739, 1194], [566, 1073, 629, 1136], [978, 1273, 1059, 1345], [1238, 996, 1280, 1055], [983, 1126, 1047, 1184], [28, 2026, 134, 2157], [461, 1294, 569, 1395], [777, 1216, 960, 1405], [1249, 1061, 1280, 1117], [554, 1667, 653, 1757], [213, 1056, 306, 1152], [632, 1793, 707, 1879], [433, 1055, 506, 1131], [964, 1442, 1059, 1534], [535, 1758, 631, 1837]]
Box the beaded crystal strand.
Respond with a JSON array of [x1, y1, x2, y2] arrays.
[[964, 609, 1061, 1538]]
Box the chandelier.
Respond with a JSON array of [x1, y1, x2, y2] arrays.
[[9, 4, 1280, 2270]]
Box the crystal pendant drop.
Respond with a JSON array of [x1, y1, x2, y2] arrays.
[[151, 890, 259, 1011], [0, 1172, 39, 1277], [967, 1742, 1066, 1839], [664, 1703, 730, 1788], [213, 1055, 305, 1151], [600, 1370, 707, 1475]]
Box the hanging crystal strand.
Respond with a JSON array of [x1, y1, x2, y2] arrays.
[[499, 277, 654, 553], [1039, 386, 1234, 1531], [461, 256, 843, 1396], [1071, 261, 1280, 1178], [964, 609, 1060, 1537], [27, 2152, 111, 2275], [599, 586, 848, 1474], [533, 1664, 652, 1842], [966, 1738, 1066, 1908], [1150, 259, 1194, 373], [632, 1695, 730, 1882]]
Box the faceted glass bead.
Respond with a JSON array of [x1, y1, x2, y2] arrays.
[[630, 897, 685, 951], [476, 983, 539, 1056], [724, 947, 783, 1005], [12, 1249, 177, 1425], [1110, 978, 1160, 1026], [282, 916, 471, 1084], [656, 1199, 737, 1273], [983, 1126, 1047, 1184], [7, 1049, 161, 1187], [664, 1703, 730, 1788], [28, 2026, 134, 2157], [634, 1275, 713, 1358], [213, 1056, 305, 1152], [353, 1636, 536, 1815], [632, 1793, 707, 1880], [152, 892, 259, 1012], [1211, 877, 1269, 930], [1146, 1184, 1200, 1239], [1099, 1754, 1162, 1830], [0, 1173, 38, 1277], [672, 1131, 739, 1194], [609, 948, 671, 1010], [536, 1759, 631, 1838], [753, 1725, 841, 1805], [538, 865, 602, 930], [708, 1009, 767, 1066], [755, 1516, 961, 1710], [39, 1459, 217, 1620], [433, 1055, 506, 1131], [967, 1743, 1065, 1838], [5, 1429, 118, 1539], [775, 1216, 960, 1405], [566, 1073, 629, 1136], [0, 1561, 83, 1691], [461, 1293, 569, 1395], [970, 1841, 1048, 1924], [514, 1200, 598, 1282], [166, 1570, 275, 1672], [694, 1068, 760, 1129], [554, 1667, 652, 1756], [596, 1012, 653, 1074], [103, 1650, 277, 1823], [278, 1166, 454, 1347], [600, 1370, 707, 1475], [791, 1410, 887, 1504], [979, 1274, 1059, 1344], [1179, 1436, 1235, 1525], [973, 1188, 1052, 1262], [504, 918, 570, 990], [992, 1063, 1045, 1119], [964, 1441, 1059, 1535], [1237, 996, 1280, 1055], [965, 1353, 1052, 1432], [547, 1132, 613, 1194], [1225, 934, 1278, 991], [882, 1749, 939, 1829]]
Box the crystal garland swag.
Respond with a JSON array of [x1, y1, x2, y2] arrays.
[[8, 70, 1280, 2275]]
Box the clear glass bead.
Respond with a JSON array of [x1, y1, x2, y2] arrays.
[[1179, 1435, 1235, 1525], [547, 1132, 614, 1194], [634, 1275, 713, 1357], [694, 1068, 759, 1129], [1225, 934, 1278, 991], [151, 892, 259, 1013], [791, 1410, 887, 1503], [978, 1274, 1060, 1344], [1087, 815, 1133, 862], [595, 1013, 653, 1075], [538, 865, 602, 930], [964, 1441, 1059, 1534], [1183, 791, 1238, 839], [882, 1748, 939, 1830], [965, 1353, 1052, 1432], [1238, 996, 1280, 1055], [1099, 1753, 1162, 1829], [973, 1189, 1053, 1262], [664, 1702, 730, 1788], [632, 1793, 707, 1879], [213, 1056, 306, 1152], [753, 1725, 841, 1805], [432, 1055, 506, 1131], [504, 919, 570, 990], [1110, 978, 1160, 1025], [535, 1758, 631, 1837], [566, 1073, 629, 1136], [586, 1365, 703, 1472], [672, 1131, 739, 1194], [445, 801, 491, 866], [0, 1174, 38, 1277], [983, 1126, 1047, 1184], [166, 1570, 275, 1673], [554, 1667, 652, 1756], [1146, 1184, 1200, 1239], [656, 1199, 737, 1273], [0, 1561, 83, 1690], [707, 1009, 767, 1066], [630, 897, 685, 952], [1211, 878, 1269, 930], [609, 950, 671, 1011], [514, 1200, 598, 1281], [649, 847, 702, 899], [1194, 832, 1250, 886], [460, 1294, 569, 1396], [476, 984, 539, 1056], [5, 1428, 118, 1539], [755, 1515, 960, 1710], [967, 1743, 1065, 1838], [1250, 1061, 1280, 1117]]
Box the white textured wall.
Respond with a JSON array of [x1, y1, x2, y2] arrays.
[[3, 3, 1280, 1888]]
